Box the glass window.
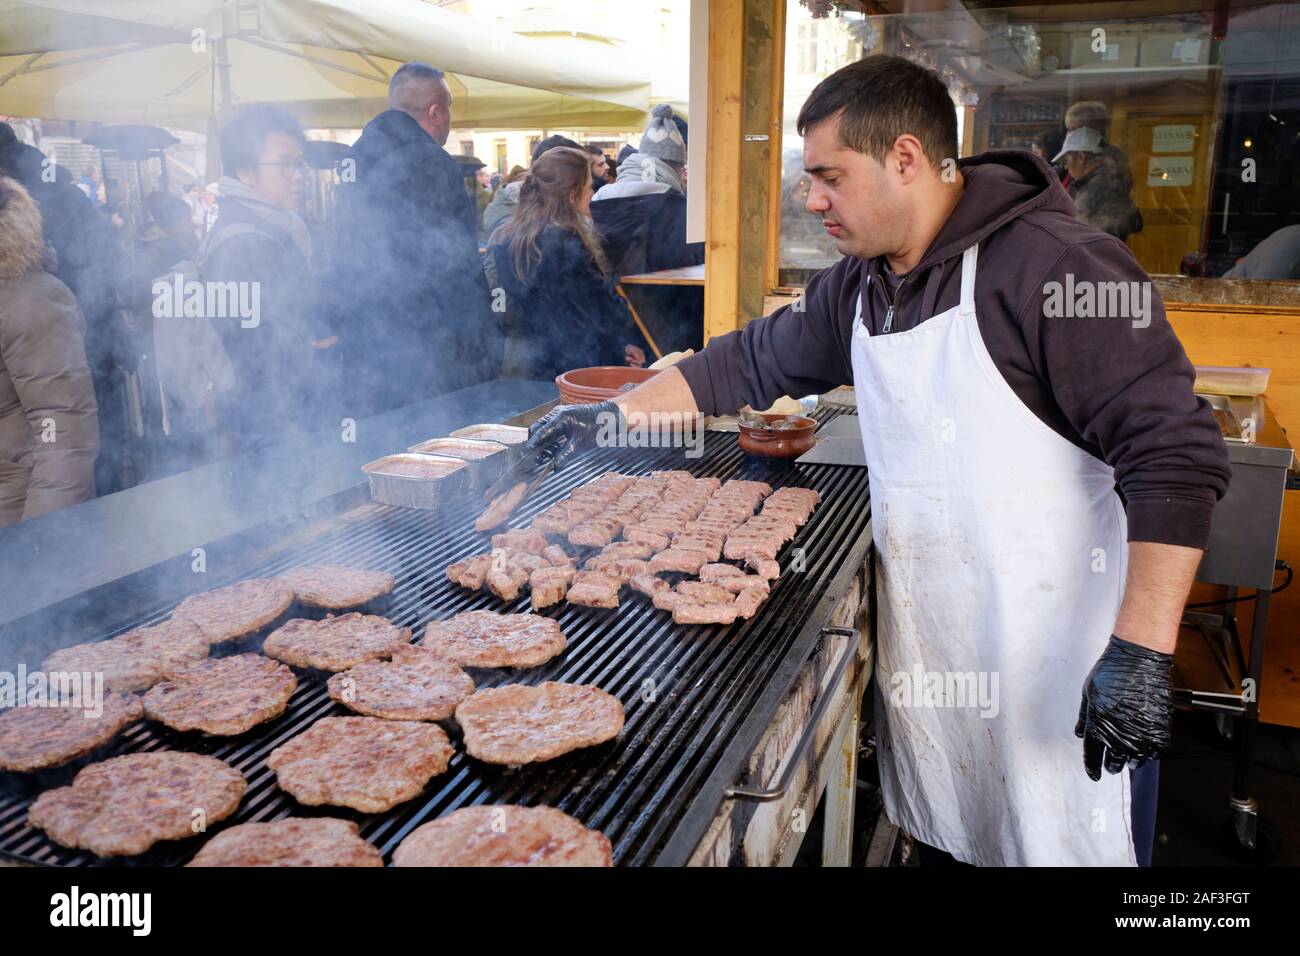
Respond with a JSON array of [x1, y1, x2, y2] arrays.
[[778, 1, 1300, 292]]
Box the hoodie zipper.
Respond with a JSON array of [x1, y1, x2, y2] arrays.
[[879, 269, 906, 334]]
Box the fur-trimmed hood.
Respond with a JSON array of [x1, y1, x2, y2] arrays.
[[0, 176, 45, 281]]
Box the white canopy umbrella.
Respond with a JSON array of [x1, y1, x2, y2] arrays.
[[0, 0, 653, 130], [498, 5, 688, 129]]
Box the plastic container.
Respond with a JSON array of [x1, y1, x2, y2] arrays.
[[1193, 366, 1269, 397]]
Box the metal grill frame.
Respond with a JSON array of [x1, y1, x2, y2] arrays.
[[0, 411, 871, 867]]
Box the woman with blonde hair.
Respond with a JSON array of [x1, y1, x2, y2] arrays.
[[490, 146, 645, 379]]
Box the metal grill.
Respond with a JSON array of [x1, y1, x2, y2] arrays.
[[0, 413, 871, 867]]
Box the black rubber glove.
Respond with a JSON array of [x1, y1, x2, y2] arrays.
[[1074, 635, 1174, 781], [527, 400, 621, 470]]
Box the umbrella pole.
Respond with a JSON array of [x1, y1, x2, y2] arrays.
[[204, 37, 233, 182]]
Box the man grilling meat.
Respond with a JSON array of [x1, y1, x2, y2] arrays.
[[526, 55, 1230, 867]]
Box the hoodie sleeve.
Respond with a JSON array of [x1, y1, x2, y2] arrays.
[[676, 257, 855, 414], [1019, 235, 1230, 548]]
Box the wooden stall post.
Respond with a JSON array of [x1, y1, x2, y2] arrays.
[[706, 0, 782, 341]]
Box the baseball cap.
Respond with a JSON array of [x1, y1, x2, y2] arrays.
[[1052, 126, 1103, 162]]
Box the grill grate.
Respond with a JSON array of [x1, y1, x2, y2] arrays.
[[0, 411, 870, 866]]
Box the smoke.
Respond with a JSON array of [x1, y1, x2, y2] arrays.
[[0, 17, 666, 674]]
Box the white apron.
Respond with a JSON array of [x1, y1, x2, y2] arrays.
[[852, 244, 1136, 866]]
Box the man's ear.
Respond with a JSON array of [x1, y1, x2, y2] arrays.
[[235, 167, 257, 187], [891, 134, 927, 185]]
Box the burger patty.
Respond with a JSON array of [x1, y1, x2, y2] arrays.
[[279, 566, 395, 610], [455, 682, 624, 765], [42, 619, 210, 693], [267, 716, 453, 813], [422, 610, 566, 668], [172, 578, 295, 645], [142, 654, 297, 736], [262, 613, 411, 671], [0, 694, 143, 772], [28, 752, 245, 857], [326, 647, 475, 721], [392, 805, 612, 867], [187, 818, 383, 867]]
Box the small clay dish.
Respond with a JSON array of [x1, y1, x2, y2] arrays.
[[737, 414, 817, 459]]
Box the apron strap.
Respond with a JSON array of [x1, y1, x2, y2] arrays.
[[852, 276, 866, 333], [959, 243, 979, 317]]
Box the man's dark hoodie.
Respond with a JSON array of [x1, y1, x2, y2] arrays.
[[678, 150, 1230, 549], [322, 109, 499, 417]]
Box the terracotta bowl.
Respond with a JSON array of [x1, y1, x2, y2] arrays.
[[737, 414, 817, 459], [556, 366, 660, 405]]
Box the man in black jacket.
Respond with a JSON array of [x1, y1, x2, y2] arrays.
[[322, 62, 499, 418], [0, 124, 119, 338]]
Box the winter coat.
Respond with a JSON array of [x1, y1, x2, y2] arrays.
[[0, 179, 99, 526], [321, 110, 499, 417], [200, 188, 331, 444], [490, 225, 644, 381], [591, 185, 705, 352], [1067, 147, 1143, 242], [483, 180, 521, 237]]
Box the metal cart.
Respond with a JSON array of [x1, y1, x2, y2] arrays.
[[1176, 397, 1295, 862]]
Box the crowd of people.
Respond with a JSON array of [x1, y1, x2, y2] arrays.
[[0, 61, 702, 527], [2, 75, 1187, 532]]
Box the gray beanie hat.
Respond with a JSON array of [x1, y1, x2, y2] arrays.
[[639, 104, 687, 165]]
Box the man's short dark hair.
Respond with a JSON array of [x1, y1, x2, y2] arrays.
[[220, 104, 305, 176], [584, 144, 604, 157], [391, 61, 445, 87], [796, 55, 957, 168], [389, 62, 447, 115], [532, 135, 580, 165]]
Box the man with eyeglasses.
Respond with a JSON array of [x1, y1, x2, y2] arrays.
[[197, 104, 338, 454]]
